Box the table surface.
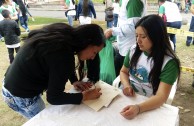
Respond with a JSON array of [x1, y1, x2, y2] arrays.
[[23, 92, 179, 126]]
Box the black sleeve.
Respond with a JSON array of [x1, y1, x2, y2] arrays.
[[15, 23, 21, 36], [17, 0, 27, 17], [86, 53, 100, 83], [45, 50, 83, 105], [0, 24, 4, 36], [69, 70, 78, 84]]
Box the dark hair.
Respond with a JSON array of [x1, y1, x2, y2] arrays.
[[115, 0, 119, 3], [24, 23, 105, 81], [73, 23, 106, 81], [158, 0, 166, 2], [130, 14, 180, 94], [72, 0, 75, 5], [1, 9, 10, 18], [83, 0, 89, 16]]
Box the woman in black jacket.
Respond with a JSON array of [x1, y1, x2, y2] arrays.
[[2, 23, 106, 119]]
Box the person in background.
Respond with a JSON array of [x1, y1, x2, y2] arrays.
[[2, 23, 105, 119], [24, 0, 34, 21], [77, 0, 96, 25], [17, 0, 31, 32], [0, 0, 18, 21], [186, 0, 194, 46], [61, 0, 76, 26], [158, 0, 182, 51], [104, 0, 146, 77], [105, 6, 113, 28], [103, 0, 113, 28], [119, 14, 180, 119], [10, 0, 19, 23], [0, 9, 21, 64], [112, 0, 119, 27]]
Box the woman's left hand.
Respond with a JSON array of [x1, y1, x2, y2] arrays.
[[120, 105, 140, 119], [73, 81, 93, 91]]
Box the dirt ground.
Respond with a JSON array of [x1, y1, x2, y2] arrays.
[[172, 32, 194, 126]]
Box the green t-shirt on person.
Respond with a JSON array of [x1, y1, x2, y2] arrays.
[[123, 50, 178, 86]]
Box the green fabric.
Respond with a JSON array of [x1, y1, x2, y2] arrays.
[[159, 5, 165, 14], [119, 0, 122, 7], [159, 59, 179, 85], [123, 51, 130, 68], [65, 0, 70, 6], [126, 0, 143, 18], [0, 6, 16, 16], [123, 50, 179, 85], [99, 36, 116, 85], [192, 0, 194, 4]]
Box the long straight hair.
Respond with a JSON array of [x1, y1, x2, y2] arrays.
[[24, 23, 105, 82], [130, 14, 180, 94], [83, 0, 89, 16]]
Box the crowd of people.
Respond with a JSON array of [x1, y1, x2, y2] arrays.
[[0, 0, 193, 122], [0, 0, 34, 64]]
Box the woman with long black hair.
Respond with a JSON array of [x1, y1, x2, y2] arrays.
[[119, 15, 180, 119], [2, 23, 106, 119]]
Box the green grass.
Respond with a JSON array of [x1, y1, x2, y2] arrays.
[[28, 16, 67, 25]]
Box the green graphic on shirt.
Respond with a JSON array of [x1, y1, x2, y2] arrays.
[[130, 80, 139, 92]]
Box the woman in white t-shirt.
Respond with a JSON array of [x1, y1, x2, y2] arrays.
[[120, 15, 180, 119], [66, 0, 76, 26], [158, 0, 182, 51]]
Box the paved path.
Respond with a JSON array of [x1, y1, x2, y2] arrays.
[[29, 9, 105, 21], [29, 8, 192, 24]]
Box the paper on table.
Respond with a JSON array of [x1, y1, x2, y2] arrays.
[[83, 80, 121, 111]]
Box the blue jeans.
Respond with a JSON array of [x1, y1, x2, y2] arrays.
[[113, 14, 118, 27], [166, 21, 182, 50], [67, 15, 75, 26], [186, 16, 194, 45], [19, 15, 29, 31], [2, 81, 45, 119], [107, 20, 113, 28]]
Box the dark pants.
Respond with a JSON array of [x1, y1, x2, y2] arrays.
[[7, 47, 20, 64], [166, 21, 182, 50], [186, 16, 194, 46], [112, 42, 125, 76]]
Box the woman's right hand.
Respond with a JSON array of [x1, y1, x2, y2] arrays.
[[82, 88, 102, 101], [122, 86, 135, 96]]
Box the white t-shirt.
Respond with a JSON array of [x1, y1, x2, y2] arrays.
[[162, 1, 182, 22], [112, 2, 120, 14], [67, 0, 76, 16], [0, 14, 3, 21]]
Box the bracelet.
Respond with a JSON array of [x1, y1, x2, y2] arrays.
[[135, 104, 141, 115]]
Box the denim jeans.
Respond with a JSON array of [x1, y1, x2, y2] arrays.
[[166, 21, 182, 50], [67, 15, 75, 26], [107, 20, 113, 28], [113, 14, 118, 27], [2, 81, 45, 119], [19, 15, 29, 32], [186, 16, 194, 45]]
